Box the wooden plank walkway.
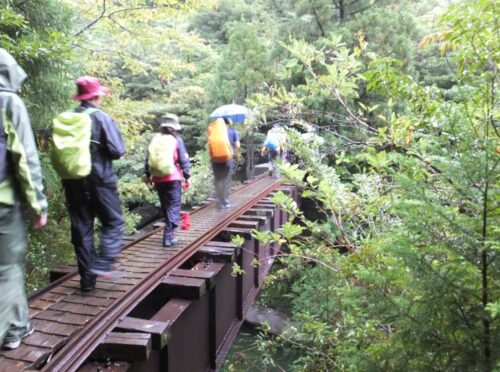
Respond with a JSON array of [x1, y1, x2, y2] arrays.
[[0, 177, 279, 370]]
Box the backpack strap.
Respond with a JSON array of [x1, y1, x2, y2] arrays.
[[0, 98, 11, 183], [0, 89, 19, 182], [80, 107, 101, 147], [83, 107, 99, 116]]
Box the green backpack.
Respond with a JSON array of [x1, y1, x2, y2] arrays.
[[51, 108, 98, 179], [148, 133, 177, 177]]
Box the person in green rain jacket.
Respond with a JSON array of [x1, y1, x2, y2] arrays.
[[0, 48, 48, 350]]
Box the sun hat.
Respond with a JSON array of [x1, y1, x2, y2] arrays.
[[73, 76, 110, 101], [160, 114, 182, 131]]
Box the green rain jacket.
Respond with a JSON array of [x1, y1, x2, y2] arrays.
[[0, 49, 48, 216]]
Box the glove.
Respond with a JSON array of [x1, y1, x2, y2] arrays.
[[34, 214, 48, 229], [180, 212, 191, 230]]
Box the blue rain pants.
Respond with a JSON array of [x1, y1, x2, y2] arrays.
[[155, 181, 182, 232]]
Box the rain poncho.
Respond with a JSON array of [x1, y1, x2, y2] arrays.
[[0, 48, 47, 216]]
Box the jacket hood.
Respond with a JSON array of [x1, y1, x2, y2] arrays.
[[0, 48, 27, 91]]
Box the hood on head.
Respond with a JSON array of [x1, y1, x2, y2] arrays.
[[0, 48, 27, 91]]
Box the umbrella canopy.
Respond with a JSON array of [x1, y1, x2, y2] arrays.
[[210, 104, 251, 123]]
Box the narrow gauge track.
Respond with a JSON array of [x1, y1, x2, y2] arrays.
[[27, 175, 270, 304], [0, 176, 284, 371]]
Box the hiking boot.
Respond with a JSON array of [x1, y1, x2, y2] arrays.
[[2, 321, 34, 350], [80, 275, 96, 292], [89, 268, 124, 280], [163, 228, 174, 247]]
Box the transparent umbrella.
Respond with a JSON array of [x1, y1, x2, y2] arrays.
[[210, 104, 251, 123]]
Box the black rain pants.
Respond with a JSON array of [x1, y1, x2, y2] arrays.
[[63, 179, 124, 287]]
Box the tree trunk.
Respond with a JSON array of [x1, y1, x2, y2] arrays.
[[246, 140, 255, 180], [338, 0, 345, 21]]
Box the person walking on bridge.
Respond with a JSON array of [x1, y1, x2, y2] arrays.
[[145, 114, 191, 247], [261, 124, 287, 178], [0, 48, 48, 350], [208, 117, 240, 209], [61, 76, 125, 291]]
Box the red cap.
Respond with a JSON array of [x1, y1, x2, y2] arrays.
[[73, 76, 110, 101]]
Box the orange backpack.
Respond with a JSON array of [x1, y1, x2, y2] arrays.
[[207, 118, 232, 163]]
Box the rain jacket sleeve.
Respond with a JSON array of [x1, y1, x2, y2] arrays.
[[176, 137, 191, 180], [100, 115, 125, 160], [0, 92, 48, 216]]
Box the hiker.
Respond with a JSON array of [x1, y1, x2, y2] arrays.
[[261, 124, 286, 178], [208, 116, 240, 209], [145, 114, 191, 247], [0, 48, 48, 350], [58, 76, 125, 291]]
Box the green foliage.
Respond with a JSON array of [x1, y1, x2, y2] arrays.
[[0, 0, 78, 128], [209, 21, 274, 104], [182, 150, 214, 207], [247, 1, 499, 370], [26, 154, 75, 293], [13, 0, 498, 368]]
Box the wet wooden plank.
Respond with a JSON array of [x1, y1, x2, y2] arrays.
[[0, 357, 30, 371], [121, 255, 163, 264], [60, 294, 113, 307], [31, 319, 80, 337], [94, 282, 134, 292], [246, 207, 274, 217], [24, 332, 66, 350], [51, 286, 76, 295], [28, 308, 42, 319], [34, 310, 92, 326], [151, 298, 191, 324], [171, 269, 217, 289], [161, 276, 206, 300], [30, 299, 56, 311], [90, 333, 151, 362], [119, 265, 154, 273], [196, 246, 238, 263], [101, 277, 142, 286], [115, 317, 170, 349], [49, 302, 102, 316], [229, 220, 261, 229], [37, 292, 65, 302], [0, 344, 50, 364], [89, 289, 124, 299], [203, 240, 238, 248]]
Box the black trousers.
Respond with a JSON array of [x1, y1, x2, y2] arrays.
[[155, 181, 182, 231], [63, 179, 124, 285]]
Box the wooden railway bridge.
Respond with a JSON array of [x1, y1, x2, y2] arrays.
[[0, 176, 299, 372]]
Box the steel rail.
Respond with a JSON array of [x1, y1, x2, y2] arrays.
[[42, 178, 281, 371], [28, 175, 267, 302]]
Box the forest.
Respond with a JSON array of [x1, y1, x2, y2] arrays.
[[1, 0, 498, 370]]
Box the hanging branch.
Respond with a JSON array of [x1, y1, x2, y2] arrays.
[[73, 0, 178, 37], [312, 6, 326, 37], [74, 0, 107, 37]]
